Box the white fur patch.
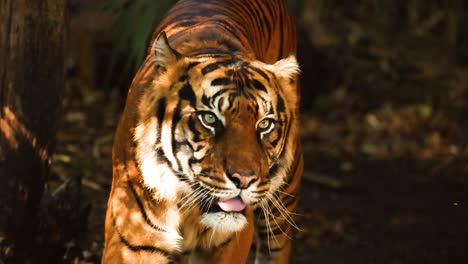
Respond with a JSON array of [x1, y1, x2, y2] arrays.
[[141, 158, 180, 201], [134, 119, 180, 202], [161, 113, 181, 171], [200, 212, 247, 233], [162, 207, 183, 249]]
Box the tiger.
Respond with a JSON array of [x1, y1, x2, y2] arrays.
[[102, 0, 303, 263]]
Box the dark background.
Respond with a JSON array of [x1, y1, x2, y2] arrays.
[[48, 0, 468, 263]]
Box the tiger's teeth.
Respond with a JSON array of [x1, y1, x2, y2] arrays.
[[216, 197, 246, 212]]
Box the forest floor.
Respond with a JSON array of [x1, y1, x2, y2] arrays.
[[49, 14, 468, 264]]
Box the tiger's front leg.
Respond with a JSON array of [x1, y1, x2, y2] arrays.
[[102, 176, 183, 264], [253, 194, 298, 264]]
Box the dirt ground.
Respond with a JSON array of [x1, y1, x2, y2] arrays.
[[49, 10, 468, 263]]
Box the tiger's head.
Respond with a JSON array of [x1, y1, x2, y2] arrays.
[[134, 33, 300, 233]]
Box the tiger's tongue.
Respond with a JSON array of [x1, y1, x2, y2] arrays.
[[217, 197, 246, 212]]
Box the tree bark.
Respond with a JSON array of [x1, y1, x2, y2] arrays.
[[0, 0, 66, 263]]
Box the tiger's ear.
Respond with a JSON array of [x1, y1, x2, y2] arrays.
[[264, 55, 300, 109], [270, 54, 300, 81], [153, 31, 181, 71]]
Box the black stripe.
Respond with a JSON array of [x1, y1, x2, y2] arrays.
[[200, 167, 214, 174], [201, 94, 210, 107], [223, 0, 249, 38], [244, 90, 254, 100], [187, 61, 201, 71], [156, 147, 171, 165], [210, 19, 244, 44], [118, 229, 171, 256], [269, 163, 279, 177], [154, 147, 190, 183], [266, 108, 274, 116], [194, 145, 204, 152], [257, 1, 273, 42], [183, 139, 196, 152], [179, 83, 196, 106], [155, 147, 187, 182], [254, 207, 263, 216], [179, 75, 188, 82], [250, 79, 267, 92], [279, 194, 296, 207], [156, 98, 167, 128], [250, 189, 268, 195], [269, 129, 282, 148], [155, 148, 186, 181], [227, 93, 237, 110], [268, 247, 285, 253], [128, 181, 167, 233], [258, 245, 284, 253], [201, 62, 222, 75], [274, 111, 293, 161], [199, 174, 225, 184], [282, 196, 297, 209], [247, 1, 265, 46], [278, 7, 284, 60], [189, 156, 205, 165], [211, 77, 232, 86], [187, 116, 202, 142], [200, 180, 232, 191], [176, 20, 196, 28], [212, 88, 235, 103], [257, 221, 290, 238], [236, 0, 256, 34], [217, 97, 225, 111], [262, 2, 276, 40], [171, 101, 182, 132], [246, 65, 270, 82], [190, 47, 231, 56], [171, 101, 183, 170], [201, 60, 233, 75], [218, 39, 241, 53], [284, 149, 301, 186], [269, 199, 297, 218], [276, 95, 285, 112]]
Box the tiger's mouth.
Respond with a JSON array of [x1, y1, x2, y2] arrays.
[[199, 196, 249, 232], [204, 196, 246, 214]]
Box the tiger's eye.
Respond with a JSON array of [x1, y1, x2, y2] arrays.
[[258, 119, 271, 129], [202, 112, 217, 124]]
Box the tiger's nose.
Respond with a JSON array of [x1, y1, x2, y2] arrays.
[[228, 172, 258, 189]]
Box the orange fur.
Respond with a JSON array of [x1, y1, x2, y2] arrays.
[[103, 0, 301, 263]]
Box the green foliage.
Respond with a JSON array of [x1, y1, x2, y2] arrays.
[[103, 0, 173, 87]]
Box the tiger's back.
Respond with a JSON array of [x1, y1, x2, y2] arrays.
[[103, 0, 302, 263], [155, 0, 296, 63]]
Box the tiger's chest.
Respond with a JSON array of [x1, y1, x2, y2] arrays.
[[178, 207, 248, 252]]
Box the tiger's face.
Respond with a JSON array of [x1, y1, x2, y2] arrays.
[[134, 33, 299, 232]]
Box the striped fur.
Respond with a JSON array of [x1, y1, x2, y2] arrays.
[[103, 0, 302, 263]]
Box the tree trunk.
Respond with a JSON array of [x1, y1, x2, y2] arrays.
[[0, 0, 66, 263]]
